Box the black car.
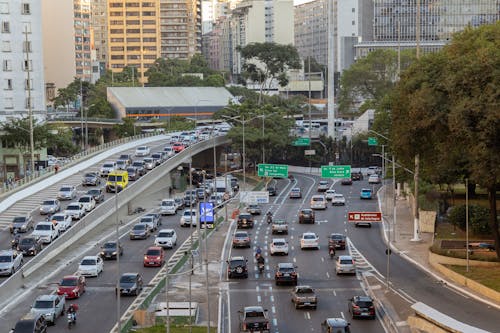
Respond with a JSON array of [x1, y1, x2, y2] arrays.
[[127, 167, 139, 181], [348, 296, 376, 319], [298, 209, 315, 224], [351, 171, 363, 181], [129, 223, 150, 240], [17, 236, 43, 256], [82, 172, 101, 186], [86, 188, 105, 203], [11, 313, 47, 333], [328, 233, 346, 250], [227, 256, 248, 279], [237, 213, 254, 229], [118, 272, 143, 296], [341, 178, 353, 185], [131, 160, 146, 176], [267, 185, 277, 196], [275, 262, 298, 286], [100, 241, 123, 260]]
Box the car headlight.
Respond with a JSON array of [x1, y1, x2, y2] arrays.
[[112, 251, 117, 255]]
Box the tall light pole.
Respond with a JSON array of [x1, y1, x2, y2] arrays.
[[195, 99, 210, 125], [115, 186, 121, 332], [24, 27, 35, 174]]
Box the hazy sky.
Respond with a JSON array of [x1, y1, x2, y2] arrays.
[[294, 0, 314, 5]]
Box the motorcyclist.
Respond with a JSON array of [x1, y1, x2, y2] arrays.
[[329, 246, 336, 259], [11, 230, 21, 249], [67, 303, 78, 322], [255, 246, 262, 258], [266, 211, 273, 224], [256, 254, 265, 265]]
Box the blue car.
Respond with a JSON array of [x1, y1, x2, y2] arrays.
[[360, 188, 372, 199]]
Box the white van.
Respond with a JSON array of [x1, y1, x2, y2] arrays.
[[160, 199, 177, 216], [310, 195, 327, 210]]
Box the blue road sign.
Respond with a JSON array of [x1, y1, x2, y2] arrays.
[[199, 202, 214, 223]]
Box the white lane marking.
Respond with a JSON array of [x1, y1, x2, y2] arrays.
[[443, 284, 470, 299], [293, 257, 297, 263], [257, 295, 261, 303], [326, 272, 330, 279], [270, 295, 275, 302], [306, 312, 311, 320], [272, 306, 276, 314], [340, 311, 345, 319], [398, 289, 418, 303], [321, 257, 324, 262], [256, 286, 260, 292], [273, 318, 278, 327], [333, 289, 337, 296]]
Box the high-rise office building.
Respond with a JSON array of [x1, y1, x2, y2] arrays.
[[1, 0, 45, 122], [91, 0, 108, 81], [294, 0, 328, 66]]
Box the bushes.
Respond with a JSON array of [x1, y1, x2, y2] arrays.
[[447, 204, 491, 235]]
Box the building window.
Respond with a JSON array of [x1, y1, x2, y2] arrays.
[[5, 78, 12, 90], [352, 20, 355, 25], [2, 21, 10, 33], [25, 79, 32, 90], [3, 59, 11, 71], [2, 40, 10, 51], [4, 97, 13, 109], [21, 3, 30, 14], [23, 40, 32, 52], [0, 2, 8, 14], [23, 59, 32, 71], [352, 8, 355, 13]]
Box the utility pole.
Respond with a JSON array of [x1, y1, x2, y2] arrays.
[[412, 0, 421, 241], [24, 26, 35, 174], [327, 0, 335, 139]]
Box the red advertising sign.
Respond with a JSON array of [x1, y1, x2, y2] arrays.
[[348, 212, 382, 222]]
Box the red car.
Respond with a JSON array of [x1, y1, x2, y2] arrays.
[[144, 246, 165, 267], [172, 142, 185, 153], [57, 275, 86, 299]]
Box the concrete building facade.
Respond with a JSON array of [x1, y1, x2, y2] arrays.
[[294, 0, 328, 66]]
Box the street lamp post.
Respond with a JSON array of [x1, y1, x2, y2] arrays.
[[24, 27, 35, 174], [195, 99, 210, 125]]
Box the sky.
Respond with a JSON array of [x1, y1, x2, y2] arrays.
[[294, 0, 314, 5]]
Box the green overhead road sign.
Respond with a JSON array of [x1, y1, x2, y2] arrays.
[[293, 137, 310, 146], [368, 137, 378, 146], [258, 164, 289, 178], [321, 165, 351, 178]]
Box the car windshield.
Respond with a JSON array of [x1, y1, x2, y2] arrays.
[[273, 241, 286, 246], [334, 194, 343, 198], [362, 190, 371, 193], [279, 267, 294, 273], [331, 235, 343, 240], [52, 215, 64, 221], [84, 173, 95, 177], [312, 197, 324, 201], [141, 217, 153, 223], [103, 164, 113, 168], [146, 249, 162, 256], [302, 210, 312, 214], [320, 181, 328, 185], [133, 225, 146, 231], [60, 187, 71, 192], [33, 300, 53, 309], [144, 158, 153, 163], [132, 162, 142, 167], [20, 238, 35, 245], [340, 259, 353, 264], [296, 287, 313, 294], [127, 168, 136, 173], [245, 310, 265, 318], [138, 147, 147, 151], [103, 243, 116, 249], [229, 260, 246, 268], [42, 200, 55, 205], [87, 190, 99, 195], [162, 201, 174, 206], [36, 224, 51, 230], [159, 231, 174, 238], [81, 259, 96, 265], [235, 232, 248, 238], [183, 211, 195, 216], [79, 197, 90, 202], [274, 220, 286, 225], [292, 189, 300, 192], [108, 175, 123, 181], [120, 275, 136, 283], [66, 205, 79, 211], [355, 300, 373, 307], [60, 278, 77, 287], [304, 234, 316, 240], [0, 255, 11, 263], [13, 217, 26, 223]]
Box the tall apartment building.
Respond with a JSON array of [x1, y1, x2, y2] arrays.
[[294, 0, 328, 67], [107, 0, 161, 84], [91, 0, 108, 81], [1, 0, 45, 122]]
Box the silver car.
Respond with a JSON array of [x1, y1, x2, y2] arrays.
[[39, 199, 61, 215], [57, 185, 77, 200], [0, 250, 23, 276], [143, 157, 155, 170], [335, 255, 356, 275], [100, 162, 116, 177]]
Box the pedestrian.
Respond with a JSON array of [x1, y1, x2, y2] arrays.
[[54, 164, 59, 174], [168, 186, 173, 196]]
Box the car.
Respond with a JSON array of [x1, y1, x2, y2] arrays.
[[127, 166, 140, 181], [209, 193, 223, 206], [180, 209, 197, 227], [289, 187, 302, 198], [271, 219, 288, 234], [270, 238, 289, 255], [10, 214, 34, 233], [267, 184, 277, 196], [143, 246, 165, 267], [99, 162, 116, 177], [129, 223, 151, 239], [317, 180, 329, 192], [325, 189, 336, 201], [81, 172, 101, 186], [348, 296, 376, 319], [77, 255, 103, 277], [78, 195, 96, 212], [172, 142, 185, 153], [11, 313, 47, 333], [368, 174, 381, 184], [30, 294, 65, 325], [39, 199, 61, 215], [160, 199, 177, 215], [275, 262, 298, 285], [106, 170, 129, 192], [0, 250, 23, 276], [64, 202, 85, 220], [332, 193, 346, 206], [300, 232, 319, 250], [291, 285, 318, 309], [100, 241, 123, 259], [298, 208, 315, 224], [336, 255, 356, 275], [131, 160, 146, 176], [116, 159, 128, 170], [227, 256, 248, 279], [140, 215, 159, 231], [351, 170, 363, 181], [238, 306, 270, 333], [50, 213, 72, 232], [143, 157, 155, 170], [360, 188, 373, 200], [328, 233, 346, 250], [232, 231, 251, 248], [367, 166, 380, 175], [118, 154, 133, 165], [341, 178, 353, 185], [321, 318, 351, 332], [310, 195, 327, 210], [174, 197, 185, 210], [135, 146, 150, 156], [164, 146, 175, 157], [145, 212, 162, 226], [57, 275, 86, 299], [17, 236, 43, 256], [32, 222, 59, 244], [246, 204, 262, 215], [118, 272, 143, 296], [151, 153, 164, 166], [237, 213, 254, 229], [154, 229, 177, 248], [57, 185, 76, 200], [86, 188, 104, 203]]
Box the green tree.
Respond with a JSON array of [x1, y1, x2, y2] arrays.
[[0, 118, 49, 153], [163, 117, 195, 132], [113, 118, 137, 138], [237, 42, 302, 104]]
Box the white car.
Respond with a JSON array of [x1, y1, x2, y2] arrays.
[[180, 209, 197, 227], [135, 146, 150, 157], [160, 199, 177, 215], [163, 146, 175, 158], [317, 180, 329, 192], [0, 250, 23, 276], [57, 185, 77, 200], [32, 222, 59, 244], [270, 238, 289, 255], [65, 202, 85, 220], [310, 195, 327, 210], [77, 255, 104, 277], [143, 157, 155, 170], [154, 229, 178, 249], [332, 194, 346, 206], [50, 213, 72, 232], [368, 174, 381, 184], [100, 162, 117, 177], [300, 232, 319, 250], [336, 255, 356, 275], [325, 189, 336, 201], [139, 215, 159, 231], [78, 195, 96, 212]]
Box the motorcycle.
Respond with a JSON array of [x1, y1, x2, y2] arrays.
[[11, 234, 20, 250], [329, 247, 335, 259], [266, 213, 273, 224], [67, 312, 76, 329], [258, 262, 265, 274]]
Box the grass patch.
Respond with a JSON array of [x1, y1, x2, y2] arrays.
[[430, 245, 498, 262], [135, 325, 216, 333], [445, 265, 500, 293]]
